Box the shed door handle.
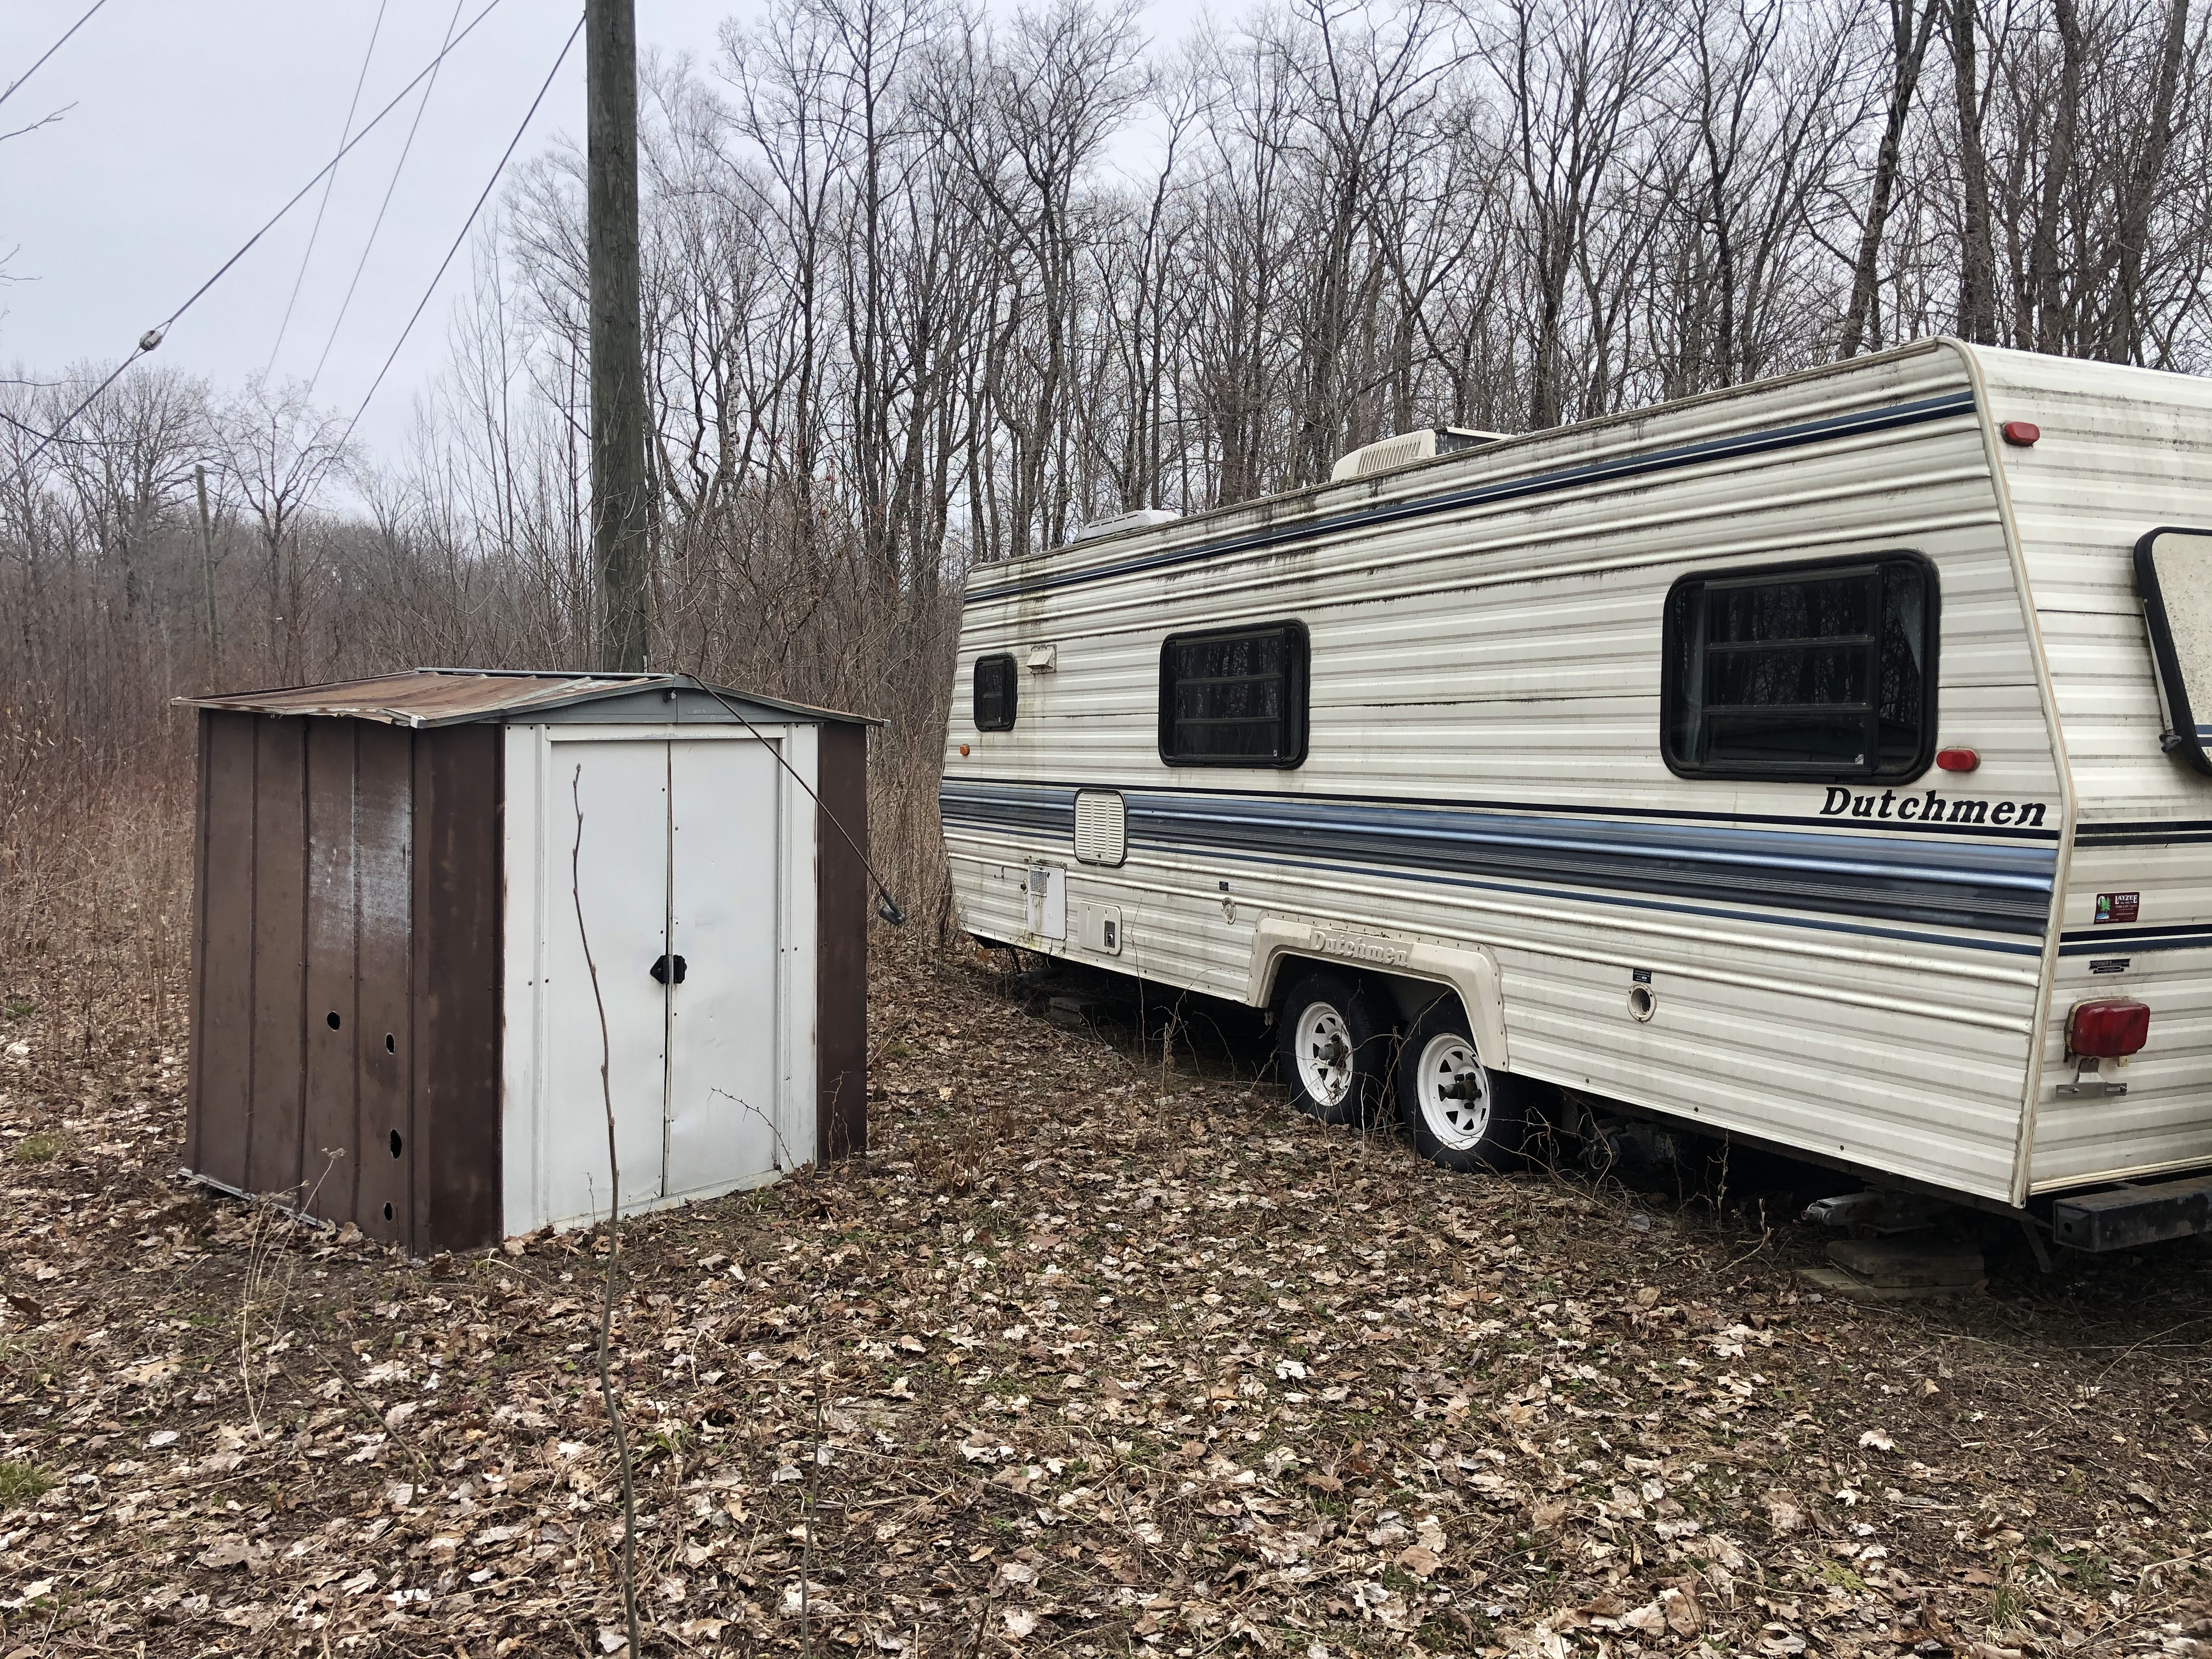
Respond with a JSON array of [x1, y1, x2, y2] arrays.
[[650, 953, 687, 985]]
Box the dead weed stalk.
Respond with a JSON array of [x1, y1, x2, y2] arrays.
[[571, 765, 644, 1658]]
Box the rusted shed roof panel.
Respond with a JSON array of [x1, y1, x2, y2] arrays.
[[174, 670, 877, 727]]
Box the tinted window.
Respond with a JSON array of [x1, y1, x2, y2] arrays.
[[973, 654, 1017, 731], [1159, 622, 1307, 766], [1664, 555, 1933, 779]]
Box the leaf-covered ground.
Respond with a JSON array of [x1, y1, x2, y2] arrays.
[[2, 951, 2209, 1658]]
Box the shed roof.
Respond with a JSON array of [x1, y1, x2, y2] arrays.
[[176, 669, 877, 729]]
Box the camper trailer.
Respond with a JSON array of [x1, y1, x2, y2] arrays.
[[940, 338, 2212, 1250]]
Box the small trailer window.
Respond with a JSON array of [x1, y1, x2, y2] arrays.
[[1159, 621, 1308, 766], [1663, 554, 1934, 781], [973, 654, 1018, 731], [2135, 527, 2212, 777]]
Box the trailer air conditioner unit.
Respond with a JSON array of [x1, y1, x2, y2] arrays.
[[1331, 426, 1508, 482], [1071, 507, 1182, 543]]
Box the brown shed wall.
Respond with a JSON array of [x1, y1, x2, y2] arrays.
[[815, 721, 869, 1162], [185, 712, 504, 1256]]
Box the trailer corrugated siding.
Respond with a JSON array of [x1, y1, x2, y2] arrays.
[[949, 341, 2063, 1203], [1978, 349, 2212, 1190]]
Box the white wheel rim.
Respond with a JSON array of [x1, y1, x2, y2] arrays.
[[1416, 1032, 1489, 1150], [1293, 1002, 1355, 1109]]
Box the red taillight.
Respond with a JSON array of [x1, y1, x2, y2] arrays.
[[2068, 998, 2149, 1058], [1936, 747, 1979, 772], [2001, 420, 2040, 447]]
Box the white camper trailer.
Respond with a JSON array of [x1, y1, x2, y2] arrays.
[[940, 339, 2212, 1251]]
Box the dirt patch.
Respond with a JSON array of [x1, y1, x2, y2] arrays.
[[1, 953, 2208, 1657]]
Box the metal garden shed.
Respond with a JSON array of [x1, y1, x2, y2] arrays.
[[177, 669, 873, 1254]]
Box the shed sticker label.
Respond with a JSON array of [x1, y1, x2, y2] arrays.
[[2094, 891, 2140, 925]]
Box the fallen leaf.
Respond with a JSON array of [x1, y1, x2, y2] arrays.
[[1761, 1493, 1805, 1534], [1003, 1607, 1040, 1639], [1396, 1544, 1441, 1579], [1661, 1585, 1703, 1635], [1859, 1428, 1895, 1452], [196, 1535, 270, 1571], [1621, 1602, 1667, 1635]]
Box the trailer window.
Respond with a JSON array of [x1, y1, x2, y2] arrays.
[[973, 654, 1017, 731], [1159, 622, 1308, 766], [2135, 528, 2212, 778], [1663, 554, 1934, 780]]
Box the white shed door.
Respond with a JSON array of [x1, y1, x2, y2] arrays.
[[665, 739, 784, 1195], [544, 740, 670, 1226]]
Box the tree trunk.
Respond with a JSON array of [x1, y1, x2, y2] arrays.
[[2107, 0, 2191, 362], [1950, 0, 1998, 343], [2029, 0, 2084, 355], [1841, 0, 1939, 356]]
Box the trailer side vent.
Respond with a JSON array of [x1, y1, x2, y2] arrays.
[[1074, 789, 1128, 867]]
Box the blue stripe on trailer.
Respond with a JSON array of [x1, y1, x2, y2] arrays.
[[940, 777, 2054, 941], [2058, 926, 2212, 954]]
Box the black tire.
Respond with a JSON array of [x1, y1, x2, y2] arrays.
[[1395, 995, 1525, 1171], [1274, 968, 1395, 1126]]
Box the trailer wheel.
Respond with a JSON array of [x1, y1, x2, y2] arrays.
[[1275, 969, 1393, 1126], [1397, 996, 1523, 1172]]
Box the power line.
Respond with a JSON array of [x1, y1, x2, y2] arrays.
[[0, 0, 110, 115], [267, 0, 392, 375], [337, 14, 584, 455], [310, 0, 469, 398], [5, 0, 511, 484]]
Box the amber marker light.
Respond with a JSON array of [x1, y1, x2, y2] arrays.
[[959, 744, 971, 756]]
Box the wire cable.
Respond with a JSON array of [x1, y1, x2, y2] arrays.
[[309, 0, 467, 398], [335, 13, 582, 455], [0, 0, 110, 115], [5, 0, 510, 484], [689, 678, 909, 926], [267, 0, 392, 375]]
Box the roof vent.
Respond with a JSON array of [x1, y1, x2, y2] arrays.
[[1071, 507, 1181, 543], [1330, 426, 1507, 483]]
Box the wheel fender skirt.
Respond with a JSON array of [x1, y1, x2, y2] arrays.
[[1246, 916, 1509, 1073]]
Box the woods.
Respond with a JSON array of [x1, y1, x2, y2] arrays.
[[4, 0, 2211, 1006]]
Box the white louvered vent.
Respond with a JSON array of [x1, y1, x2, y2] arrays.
[[1334, 432, 1432, 481], [1330, 426, 1509, 482], [1073, 789, 1127, 867]]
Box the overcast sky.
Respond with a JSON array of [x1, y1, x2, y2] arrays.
[[0, 1, 1199, 467]]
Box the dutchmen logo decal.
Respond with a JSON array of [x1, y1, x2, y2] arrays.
[[1818, 787, 2048, 828]]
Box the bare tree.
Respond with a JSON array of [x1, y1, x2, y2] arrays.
[[215, 378, 351, 682], [1841, 0, 1942, 353]]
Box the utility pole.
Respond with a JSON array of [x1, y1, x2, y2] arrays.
[[588, 0, 650, 672], [194, 464, 223, 676]]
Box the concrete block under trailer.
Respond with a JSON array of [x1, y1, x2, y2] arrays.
[[941, 339, 2212, 1251]]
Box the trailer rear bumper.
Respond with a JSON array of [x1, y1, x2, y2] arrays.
[[2049, 1172, 2212, 1252]]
